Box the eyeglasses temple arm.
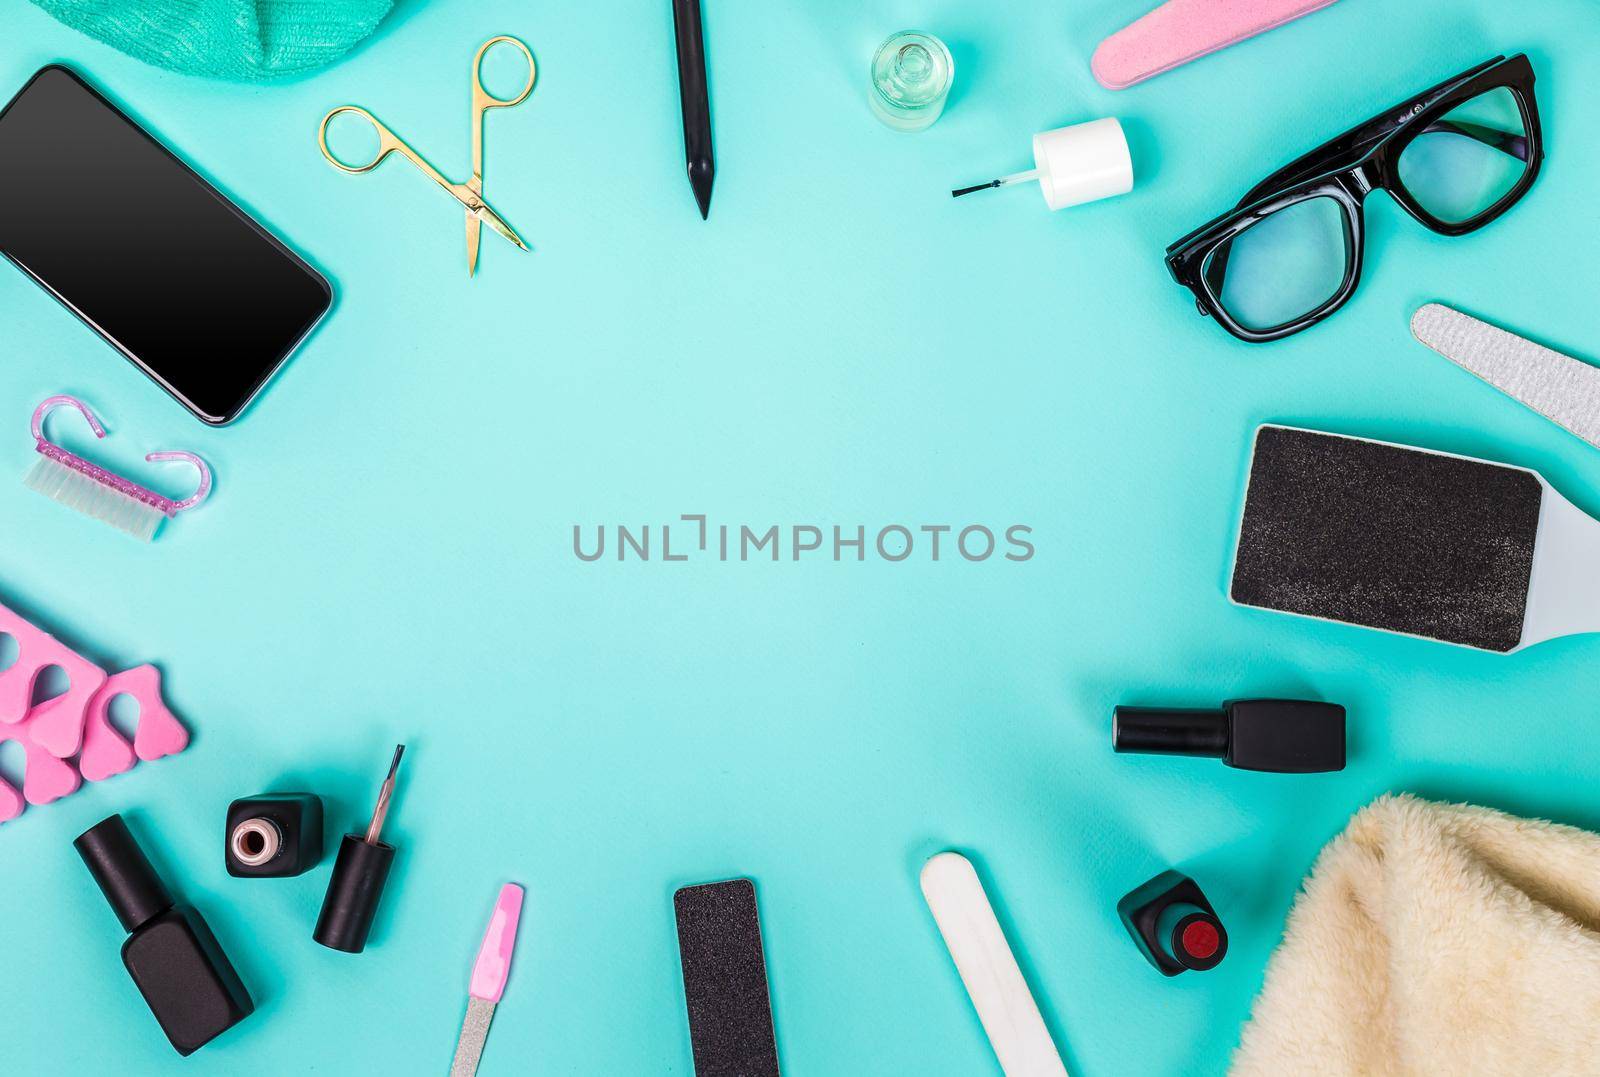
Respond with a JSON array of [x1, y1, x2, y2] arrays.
[[1233, 56, 1511, 206], [1419, 119, 1530, 162]]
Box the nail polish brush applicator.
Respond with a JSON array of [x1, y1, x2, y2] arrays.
[[952, 117, 1134, 210], [315, 744, 404, 953]]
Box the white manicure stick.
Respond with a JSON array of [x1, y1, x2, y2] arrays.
[[920, 852, 1069, 1077]]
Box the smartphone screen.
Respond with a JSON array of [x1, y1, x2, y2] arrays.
[[0, 66, 331, 424]]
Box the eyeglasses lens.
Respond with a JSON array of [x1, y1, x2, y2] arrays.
[[1200, 196, 1351, 333], [1397, 86, 1531, 225]]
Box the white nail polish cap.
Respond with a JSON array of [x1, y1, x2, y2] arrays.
[[954, 117, 1134, 212], [1033, 117, 1134, 210]]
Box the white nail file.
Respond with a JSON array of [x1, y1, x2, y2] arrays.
[[1411, 303, 1600, 450], [920, 852, 1069, 1077]]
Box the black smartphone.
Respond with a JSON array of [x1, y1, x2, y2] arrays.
[[0, 65, 332, 425]]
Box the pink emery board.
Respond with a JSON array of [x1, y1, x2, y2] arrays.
[[1091, 0, 1341, 90], [0, 600, 107, 757]]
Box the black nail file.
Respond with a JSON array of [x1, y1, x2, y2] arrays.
[[1231, 424, 1600, 652], [673, 878, 781, 1077]]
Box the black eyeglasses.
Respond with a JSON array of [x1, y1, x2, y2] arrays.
[[1166, 54, 1542, 343]]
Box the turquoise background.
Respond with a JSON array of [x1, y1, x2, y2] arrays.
[[3, 1, 1598, 1073]]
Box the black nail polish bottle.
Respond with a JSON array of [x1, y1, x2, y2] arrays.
[[1113, 698, 1345, 772], [1117, 869, 1228, 976], [226, 792, 324, 877], [74, 814, 254, 1055]]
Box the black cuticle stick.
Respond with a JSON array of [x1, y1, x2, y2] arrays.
[[672, 0, 715, 219]]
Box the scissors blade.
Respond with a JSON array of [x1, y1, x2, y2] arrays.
[[465, 179, 483, 276], [474, 197, 528, 252]]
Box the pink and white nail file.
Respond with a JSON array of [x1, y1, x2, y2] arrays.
[[0, 599, 189, 823], [921, 852, 1069, 1077], [1092, 0, 1341, 90], [450, 883, 525, 1077]]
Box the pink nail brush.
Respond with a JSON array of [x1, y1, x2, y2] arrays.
[[449, 882, 525, 1077], [24, 395, 211, 541], [1091, 0, 1342, 90]]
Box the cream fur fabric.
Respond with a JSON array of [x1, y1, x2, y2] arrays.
[[1233, 794, 1600, 1076]]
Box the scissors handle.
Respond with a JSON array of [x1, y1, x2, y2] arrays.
[[319, 106, 412, 173], [318, 105, 466, 198], [471, 36, 535, 187], [472, 36, 536, 114]]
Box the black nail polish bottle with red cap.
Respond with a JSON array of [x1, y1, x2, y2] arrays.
[[1118, 869, 1228, 975]]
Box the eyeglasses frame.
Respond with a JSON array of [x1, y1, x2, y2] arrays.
[[1165, 54, 1543, 343]]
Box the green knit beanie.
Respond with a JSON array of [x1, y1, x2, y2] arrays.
[[30, 0, 395, 81]]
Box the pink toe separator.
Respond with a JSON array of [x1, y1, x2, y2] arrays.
[[0, 598, 190, 824], [78, 665, 187, 780], [0, 711, 81, 809], [0, 777, 22, 822], [77, 701, 138, 783], [0, 601, 107, 757], [116, 665, 189, 761]]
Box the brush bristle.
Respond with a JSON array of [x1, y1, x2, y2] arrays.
[[23, 456, 164, 542]]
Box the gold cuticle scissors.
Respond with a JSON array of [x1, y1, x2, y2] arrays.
[[317, 35, 536, 275]]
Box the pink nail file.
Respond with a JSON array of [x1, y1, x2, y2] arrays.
[[449, 883, 525, 1077], [1091, 0, 1341, 90]]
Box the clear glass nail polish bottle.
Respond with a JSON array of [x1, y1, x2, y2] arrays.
[[869, 30, 953, 132]]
